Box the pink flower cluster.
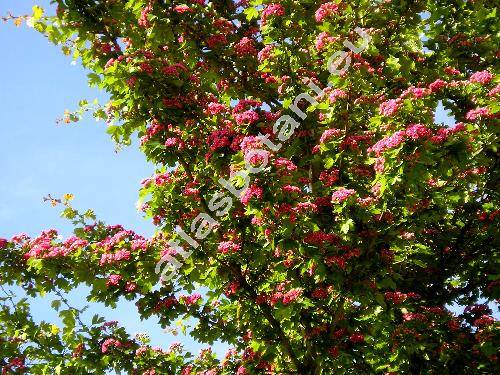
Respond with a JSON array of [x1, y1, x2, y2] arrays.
[[234, 110, 259, 125], [179, 293, 202, 306], [303, 231, 339, 246], [206, 102, 228, 115], [469, 70, 494, 85], [349, 332, 365, 343], [106, 274, 122, 287], [162, 62, 188, 77], [405, 123, 432, 140], [101, 338, 122, 353], [329, 89, 347, 103], [315, 32, 335, 51], [319, 128, 342, 143], [282, 288, 303, 305], [207, 127, 235, 152], [488, 84, 500, 96], [379, 99, 400, 117], [240, 185, 263, 206], [207, 34, 228, 49], [218, 240, 241, 254], [473, 315, 495, 327], [138, 3, 152, 28], [233, 99, 261, 113], [465, 107, 492, 121], [258, 45, 274, 63], [174, 5, 194, 14], [100, 249, 131, 266], [234, 37, 257, 57], [430, 123, 466, 144], [273, 157, 297, 173], [315, 2, 339, 23], [319, 169, 339, 187], [325, 247, 361, 269], [331, 188, 356, 203], [261, 4, 285, 25], [367, 130, 406, 156], [385, 291, 420, 304], [23, 230, 89, 260], [429, 79, 447, 92]]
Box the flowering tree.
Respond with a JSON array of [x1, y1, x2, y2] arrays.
[[1, 0, 499, 373]]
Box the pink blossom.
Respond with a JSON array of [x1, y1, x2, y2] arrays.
[[429, 79, 447, 92], [140, 62, 153, 74], [465, 107, 491, 121], [234, 37, 257, 57], [106, 274, 122, 287], [138, 4, 152, 28], [125, 281, 137, 292], [385, 291, 408, 304], [162, 63, 188, 76], [244, 148, 270, 167], [233, 99, 261, 113], [174, 5, 193, 14], [218, 241, 241, 254], [349, 332, 365, 343], [258, 45, 274, 62], [207, 34, 228, 48], [0, 238, 8, 249], [367, 130, 406, 156], [114, 249, 131, 261], [154, 173, 170, 186], [315, 32, 334, 51], [240, 185, 263, 206], [315, 2, 339, 23], [469, 70, 493, 84], [331, 188, 356, 203], [304, 231, 339, 245], [329, 89, 347, 102], [136, 346, 148, 356], [12, 233, 29, 244], [405, 123, 432, 140], [180, 293, 202, 306], [234, 110, 259, 125], [207, 129, 234, 154], [127, 76, 137, 87], [488, 84, 500, 96], [207, 102, 228, 115], [282, 185, 302, 194], [319, 128, 342, 143], [379, 99, 400, 116], [101, 338, 121, 353], [282, 288, 302, 305], [473, 315, 495, 327], [410, 87, 429, 98], [261, 4, 285, 25], [274, 157, 297, 172], [240, 136, 263, 151], [319, 169, 339, 187]]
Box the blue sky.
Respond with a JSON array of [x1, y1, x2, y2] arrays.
[[0, 0, 222, 358]]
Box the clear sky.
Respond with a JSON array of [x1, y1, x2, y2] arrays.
[[0, 0, 222, 358]]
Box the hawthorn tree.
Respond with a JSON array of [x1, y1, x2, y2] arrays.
[[1, 0, 499, 373]]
